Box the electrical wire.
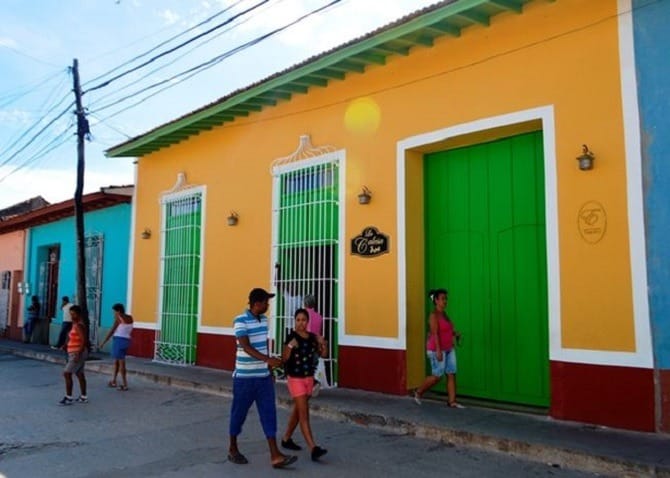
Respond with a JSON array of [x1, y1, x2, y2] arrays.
[[0, 68, 69, 108], [0, 123, 75, 184], [83, 0, 247, 86], [83, 0, 272, 94], [92, 0, 342, 117], [0, 102, 74, 169], [86, 0, 288, 110]]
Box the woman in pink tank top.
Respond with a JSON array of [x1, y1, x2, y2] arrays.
[[413, 288, 464, 408]]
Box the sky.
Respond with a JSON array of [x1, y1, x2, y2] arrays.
[[0, 0, 437, 210]]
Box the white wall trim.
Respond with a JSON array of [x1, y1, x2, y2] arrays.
[[198, 325, 234, 336], [132, 321, 157, 330], [126, 162, 138, 313], [396, 106, 561, 358]]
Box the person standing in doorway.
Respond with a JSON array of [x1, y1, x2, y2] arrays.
[[99, 303, 133, 391], [280, 308, 328, 461], [24, 295, 40, 344], [53, 296, 73, 350], [413, 288, 464, 408], [59, 305, 88, 405], [227, 288, 297, 469]]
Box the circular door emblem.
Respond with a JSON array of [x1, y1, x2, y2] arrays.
[[578, 201, 607, 244]]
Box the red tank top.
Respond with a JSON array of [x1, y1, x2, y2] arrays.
[[426, 313, 454, 352]]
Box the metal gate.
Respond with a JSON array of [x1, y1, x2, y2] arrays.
[[38, 247, 59, 320], [0, 271, 10, 332], [85, 233, 104, 350], [155, 191, 202, 365], [271, 155, 340, 386]]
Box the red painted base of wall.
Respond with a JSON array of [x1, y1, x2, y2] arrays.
[[127, 330, 237, 371], [8, 325, 23, 342], [550, 361, 655, 432], [660, 369, 670, 432], [196, 333, 236, 370], [127, 328, 154, 359], [338, 345, 406, 395]]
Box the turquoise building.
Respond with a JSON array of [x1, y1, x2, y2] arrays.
[[16, 188, 132, 347]]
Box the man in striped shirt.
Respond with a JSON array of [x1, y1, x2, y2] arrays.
[[228, 288, 298, 469]]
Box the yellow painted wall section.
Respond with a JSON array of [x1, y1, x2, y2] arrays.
[[132, 0, 635, 352]]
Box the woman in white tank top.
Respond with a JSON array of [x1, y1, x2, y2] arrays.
[[100, 303, 134, 391]]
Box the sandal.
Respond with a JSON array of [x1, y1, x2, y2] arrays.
[[107, 381, 117, 388], [227, 452, 249, 465], [117, 385, 129, 391], [448, 401, 465, 409], [272, 455, 297, 469]]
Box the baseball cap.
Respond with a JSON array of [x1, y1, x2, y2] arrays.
[[249, 288, 275, 304]]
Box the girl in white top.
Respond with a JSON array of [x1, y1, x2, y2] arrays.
[[100, 303, 134, 391]]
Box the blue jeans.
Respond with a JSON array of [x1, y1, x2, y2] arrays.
[[23, 319, 34, 341], [229, 376, 277, 439]]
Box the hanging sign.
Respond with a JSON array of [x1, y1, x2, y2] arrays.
[[351, 226, 390, 257]]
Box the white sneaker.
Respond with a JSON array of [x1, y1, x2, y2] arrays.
[[59, 396, 73, 406], [413, 391, 422, 405]]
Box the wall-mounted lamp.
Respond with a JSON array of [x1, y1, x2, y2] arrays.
[[358, 186, 372, 205], [227, 211, 239, 226], [577, 144, 595, 171], [140, 228, 152, 240]]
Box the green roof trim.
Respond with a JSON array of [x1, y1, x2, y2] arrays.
[[107, 0, 540, 158]]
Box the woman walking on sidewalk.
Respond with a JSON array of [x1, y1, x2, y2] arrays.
[[414, 288, 464, 408], [100, 303, 133, 391], [59, 305, 88, 405], [280, 308, 328, 461]]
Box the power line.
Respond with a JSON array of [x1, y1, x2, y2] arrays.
[[0, 87, 73, 160], [0, 68, 68, 108], [92, 0, 342, 118], [83, 0, 248, 87], [0, 123, 74, 184], [0, 102, 74, 169], [86, 0, 288, 110], [83, 0, 272, 94]]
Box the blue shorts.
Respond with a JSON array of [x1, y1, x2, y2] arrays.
[[427, 349, 457, 376], [112, 337, 131, 359]]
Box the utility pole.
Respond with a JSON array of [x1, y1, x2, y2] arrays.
[[72, 58, 90, 334]]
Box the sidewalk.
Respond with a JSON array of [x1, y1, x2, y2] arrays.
[[2, 339, 668, 477]]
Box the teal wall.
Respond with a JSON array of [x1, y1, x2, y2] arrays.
[[25, 204, 131, 334]]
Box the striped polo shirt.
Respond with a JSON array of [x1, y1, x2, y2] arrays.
[[233, 309, 270, 378]]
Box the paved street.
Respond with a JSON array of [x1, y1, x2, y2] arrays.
[[0, 352, 597, 478]]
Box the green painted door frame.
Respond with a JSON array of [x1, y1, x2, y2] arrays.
[[424, 131, 549, 407]]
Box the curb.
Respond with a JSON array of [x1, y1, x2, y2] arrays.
[[4, 345, 669, 477]]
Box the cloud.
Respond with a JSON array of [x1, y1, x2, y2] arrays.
[[158, 9, 181, 26], [0, 109, 31, 125], [0, 37, 18, 48], [0, 165, 134, 209]]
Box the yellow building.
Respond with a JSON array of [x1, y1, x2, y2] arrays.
[[108, 0, 654, 431]]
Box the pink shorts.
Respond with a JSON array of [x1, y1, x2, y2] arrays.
[[286, 376, 314, 398]]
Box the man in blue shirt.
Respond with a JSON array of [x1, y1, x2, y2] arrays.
[[228, 287, 297, 469]]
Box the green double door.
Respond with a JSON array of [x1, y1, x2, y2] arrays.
[[424, 131, 549, 407]]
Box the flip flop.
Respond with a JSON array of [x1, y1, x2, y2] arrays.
[[107, 381, 117, 388], [117, 385, 129, 391], [227, 452, 248, 465], [272, 455, 297, 469]]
